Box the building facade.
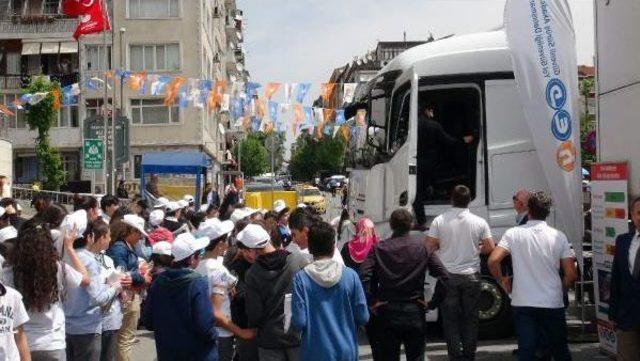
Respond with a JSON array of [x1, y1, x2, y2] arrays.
[[0, 0, 247, 191]]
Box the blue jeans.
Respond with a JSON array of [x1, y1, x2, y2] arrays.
[[513, 307, 571, 361]]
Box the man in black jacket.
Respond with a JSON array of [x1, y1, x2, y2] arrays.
[[360, 208, 449, 361], [241, 224, 309, 361], [610, 196, 640, 360]]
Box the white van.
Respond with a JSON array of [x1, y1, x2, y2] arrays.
[[345, 30, 565, 337]]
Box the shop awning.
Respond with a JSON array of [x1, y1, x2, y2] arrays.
[[59, 42, 78, 54], [21, 43, 41, 55], [41, 43, 60, 54]]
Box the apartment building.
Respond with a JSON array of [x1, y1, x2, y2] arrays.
[[0, 0, 247, 190]]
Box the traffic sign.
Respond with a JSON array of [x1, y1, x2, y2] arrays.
[[83, 139, 104, 170], [84, 115, 130, 166]]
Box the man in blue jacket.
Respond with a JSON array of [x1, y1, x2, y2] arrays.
[[291, 221, 369, 361], [143, 232, 219, 361], [610, 196, 640, 360]]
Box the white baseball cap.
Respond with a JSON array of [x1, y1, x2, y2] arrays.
[[230, 208, 252, 224], [236, 224, 270, 249], [273, 200, 288, 214], [149, 210, 165, 227], [154, 197, 170, 209], [122, 214, 148, 237], [60, 210, 88, 237], [198, 219, 234, 241], [297, 203, 307, 209], [0, 226, 18, 243], [183, 195, 195, 204], [172, 232, 209, 262], [177, 200, 189, 209], [165, 202, 182, 213], [152, 241, 172, 256]]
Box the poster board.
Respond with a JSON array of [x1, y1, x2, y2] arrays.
[[591, 162, 629, 355]]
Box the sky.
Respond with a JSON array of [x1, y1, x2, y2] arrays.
[[238, 0, 595, 85]]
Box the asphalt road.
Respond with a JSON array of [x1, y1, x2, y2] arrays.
[[131, 329, 605, 360]]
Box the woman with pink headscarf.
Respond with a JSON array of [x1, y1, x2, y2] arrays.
[[340, 218, 379, 272], [340, 217, 382, 360]]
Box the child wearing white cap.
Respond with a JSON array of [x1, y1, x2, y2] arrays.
[[196, 220, 255, 361]]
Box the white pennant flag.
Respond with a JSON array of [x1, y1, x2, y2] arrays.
[[284, 83, 297, 104], [29, 92, 49, 105], [220, 94, 231, 112], [343, 83, 357, 104], [313, 107, 324, 124]]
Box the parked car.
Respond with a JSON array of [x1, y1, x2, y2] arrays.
[[294, 185, 327, 214]]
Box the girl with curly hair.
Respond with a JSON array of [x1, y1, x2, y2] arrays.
[[2, 223, 90, 361]]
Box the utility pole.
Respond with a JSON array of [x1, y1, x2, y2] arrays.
[[101, 0, 109, 194]]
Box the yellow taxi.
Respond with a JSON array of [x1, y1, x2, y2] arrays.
[[295, 185, 327, 214]]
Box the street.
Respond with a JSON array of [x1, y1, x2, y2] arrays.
[[131, 330, 604, 361]]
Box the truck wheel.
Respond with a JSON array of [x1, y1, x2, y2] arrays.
[[478, 277, 513, 339]]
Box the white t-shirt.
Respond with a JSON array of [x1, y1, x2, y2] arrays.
[[2, 263, 83, 351], [196, 258, 237, 338], [428, 208, 492, 274], [0, 285, 29, 361], [498, 221, 574, 308]]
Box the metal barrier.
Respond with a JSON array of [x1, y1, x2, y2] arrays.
[[11, 187, 130, 206]]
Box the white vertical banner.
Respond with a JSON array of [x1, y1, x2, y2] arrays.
[[505, 0, 583, 259]]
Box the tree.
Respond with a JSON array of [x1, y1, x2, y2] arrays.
[[289, 132, 346, 181], [580, 78, 596, 167], [23, 77, 66, 190], [235, 133, 269, 178], [252, 131, 285, 170]]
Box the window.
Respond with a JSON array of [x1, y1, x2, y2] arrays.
[[57, 104, 79, 127], [85, 98, 113, 118], [130, 98, 179, 125], [130, 44, 180, 72], [128, 0, 180, 18], [1, 94, 26, 129], [388, 84, 411, 154], [42, 0, 59, 15], [85, 45, 112, 71]]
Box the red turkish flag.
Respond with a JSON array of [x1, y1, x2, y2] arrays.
[[62, 0, 94, 16], [72, 1, 111, 40]]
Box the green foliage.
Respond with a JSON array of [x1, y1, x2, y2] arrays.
[[235, 133, 269, 178], [579, 78, 596, 167], [289, 133, 346, 181], [23, 77, 66, 190], [251, 131, 285, 170]]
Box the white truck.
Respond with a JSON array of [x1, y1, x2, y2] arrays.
[[0, 139, 12, 190], [345, 30, 577, 337]]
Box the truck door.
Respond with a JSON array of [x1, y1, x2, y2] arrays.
[[413, 83, 487, 223], [484, 79, 548, 237]]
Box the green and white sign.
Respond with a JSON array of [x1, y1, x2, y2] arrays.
[[83, 139, 104, 170]]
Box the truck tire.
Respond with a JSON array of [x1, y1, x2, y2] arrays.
[[477, 277, 514, 339]]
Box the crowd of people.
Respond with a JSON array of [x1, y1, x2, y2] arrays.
[[0, 177, 608, 361]]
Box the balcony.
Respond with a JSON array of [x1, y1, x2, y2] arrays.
[[0, 16, 76, 38], [0, 75, 22, 89]]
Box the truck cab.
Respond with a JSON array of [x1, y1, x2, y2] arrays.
[[346, 31, 561, 337]]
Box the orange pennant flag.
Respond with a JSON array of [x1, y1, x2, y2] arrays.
[[293, 104, 304, 124], [264, 82, 281, 100], [341, 125, 350, 142], [213, 80, 227, 95], [320, 83, 336, 103], [105, 70, 114, 79], [164, 77, 185, 106], [52, 89, 61, 110], [323, 108, 335, 123], [256, 99, 267, 118], [242, 116, 252, 130], [0, 104, 14, 116], [128, 72, 146, 92]]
